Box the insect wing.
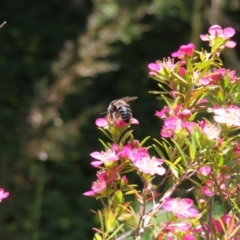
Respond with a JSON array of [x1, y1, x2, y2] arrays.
[[119, 96, 138, 103]]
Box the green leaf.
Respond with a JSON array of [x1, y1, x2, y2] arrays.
[[161, 95, 174, 107], [152, 144, 166, 160], [172, 72, 188, 84], [171, 139, 187, 165], [105, 211, 115, 234], [140, 136, 151, 146], [119, 130, 133, 144], [164, 159, 179, 178], [113, 190, 123, 209], [107, 224, 124, 240], [195, 59, 212, 71], [186, 57, 193, 75], [98, 127, 113, 141], [94, 233, 103, 240], [217, 90, 224, 103], [217, 156, 224, 168], [189, 141, 196, 161], [190, 87, 209, 105], [188, 178, 202, 188], [98, 139, 110, 149], [98, 210, 104, 232]]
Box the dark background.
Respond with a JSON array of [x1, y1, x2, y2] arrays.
[[0, 0, 239, 239]]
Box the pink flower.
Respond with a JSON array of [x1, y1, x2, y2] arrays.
[[200, 171, 231, 197], [200, 185, 213, 197], [148, 58, 175, 75], [200, 25, 236, 48], [97, 169, 115, 183], [120, 176, 128, 185], [161, 116, 196, 138], [114, 118, 139, 127], [199, 166, 211, 176], [83, 179, 107, 196], [0, 188, 9, 202], [83, 169, 116, 196], [125, 139, 140, 149], [117, 146, 133, 159], [96, 116, 139, 129], [212, 105, 240, 127], [211, 215, 239, 238], [199, 120, 221, 140], [161, 198, 199, 219], [183, 235, 197, 240], [197, 68, 238, 86], [131, 147, 149, 159], [132, 155, 166, 176], [171, 43, 195, 58], [90, 149, 119, 167], [156, 105, 192, 120], [95, 118, 108, 128], [233, 142, 240, 161]]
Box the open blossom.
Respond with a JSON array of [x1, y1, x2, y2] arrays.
[[95, 118, 108, 128], [83, 169, 116, 196], [148, 58, 175, 75], [112, 118, 139, 127], [171, 43, 195, 58], [117, 145, 134, 159], [132, 155, 166, 175], [212, 105, 240, 127], [128, 147, 166, 175], [200, 25, 236, 48], [90, 149, 119, 167], [0, 188, 9, 202], [197, 68, 238, 86], [161, 116, 196, 138], [156, 104, 192, 120], [83, 179, 107, 196], [161, 198, 199, 219], [95, 117, 139, 128], [199, 120, 221, 140]]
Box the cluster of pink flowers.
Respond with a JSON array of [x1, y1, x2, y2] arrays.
[[156, 104, 196, 137], [200, 170, 232, 197], [197, 68, 238, 86], [85, 24, 240, 239], [84, 137, 166, 196]]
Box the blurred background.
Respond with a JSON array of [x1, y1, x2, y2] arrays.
[[0, 0, 239, 239]]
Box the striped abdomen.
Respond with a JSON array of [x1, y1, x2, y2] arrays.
[[118, 105, 132, 123]]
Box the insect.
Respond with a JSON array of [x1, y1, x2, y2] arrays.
[[106, 96, 138, 123]]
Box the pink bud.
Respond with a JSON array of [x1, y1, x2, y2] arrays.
[[199, 166, 211, 176]]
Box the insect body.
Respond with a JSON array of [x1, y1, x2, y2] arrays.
[[107, 96, 138, 123]]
